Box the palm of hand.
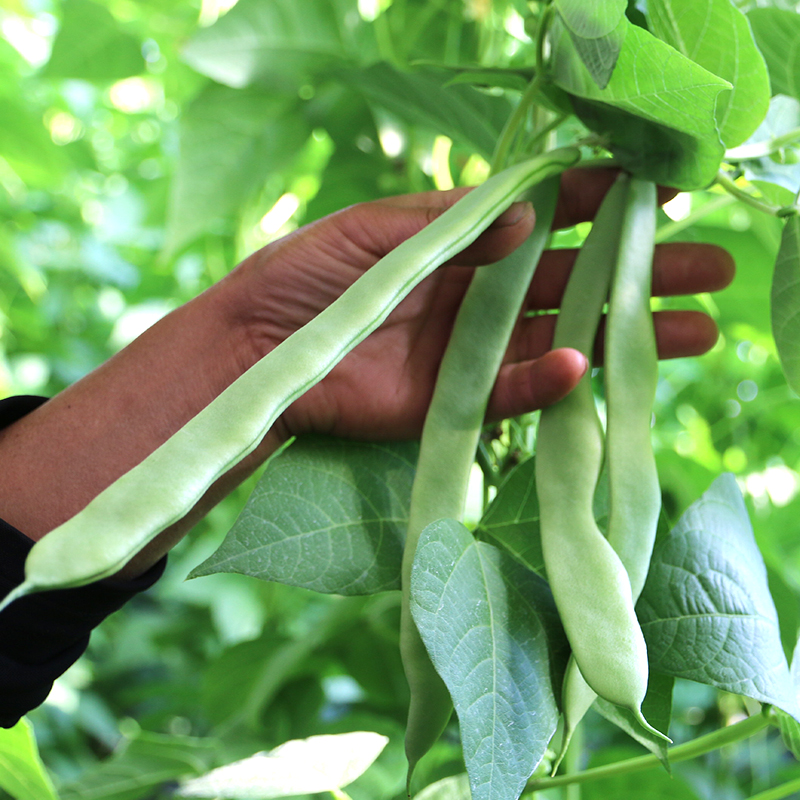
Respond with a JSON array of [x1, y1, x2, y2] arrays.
[[234, 176, 732, 441]]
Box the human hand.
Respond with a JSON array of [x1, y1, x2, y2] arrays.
[[229, 168, 733, 442]]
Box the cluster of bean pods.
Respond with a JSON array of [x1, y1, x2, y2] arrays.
[[537, 174, 668, 765]]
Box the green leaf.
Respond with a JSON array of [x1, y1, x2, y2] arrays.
[[732, 95, 800, 203], [476, 456, 610, 581], [564, 15, 627, 90], [555, 0, 627, 38], [648, 0, 770, 147], [595, 672, 675, 767], [412, 774, 471, 800], [637, 474, 800, 719], [771, 212, 800, 395], [181, 0, 375, 89], [60, 731, 219, 800], [43, 0, 143, 82], [748, 8, 800, 101], [190, 437, 416, 595], [345, 63, 514, 160], [176, 732, 388, 799], [410, 519, 568, 800], [475, 456, 545, 579], [165, 84, 310, 255], [550, 17, 731, 189], [0, 718, 58, 800]]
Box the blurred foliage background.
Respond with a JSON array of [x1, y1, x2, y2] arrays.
[[2, 0, 800, 798]]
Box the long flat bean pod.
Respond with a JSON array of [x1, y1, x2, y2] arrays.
[[0, 148, 580, 611], [555, 178, 665, 769], [536, 173, 659, 731], [402, 178, 561, 783]]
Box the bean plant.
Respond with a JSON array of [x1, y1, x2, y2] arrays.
[[4, 1, 800, 799]]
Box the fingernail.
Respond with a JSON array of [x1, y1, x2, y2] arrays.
[[494, 201, 534, 227]]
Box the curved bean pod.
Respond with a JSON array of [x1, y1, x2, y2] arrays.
[[402, 178, 561, 784], [552, 178, 667, 771], [0, 147, 580, 611], [536, 173, 659, 729]]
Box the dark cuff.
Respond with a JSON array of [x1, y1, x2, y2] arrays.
[[0, 394, 166, 727]]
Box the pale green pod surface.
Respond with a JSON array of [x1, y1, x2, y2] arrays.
[[605, 177, 660, 600], [536, 172, 661, 732], [402, 178, 562, 782], [0, 148, 580, 610]]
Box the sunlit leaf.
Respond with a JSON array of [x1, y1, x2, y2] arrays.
[[551, 16, 730, 188], [345, 62, 513, 160], [176, 732, 388, 799], [43, 0, 144, 82], [181, 0, 375, 89], [648, 0, 770, 147], [0, 719, 57, 800], [165, 84, 310, 255]]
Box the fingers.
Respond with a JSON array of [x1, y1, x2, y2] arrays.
[[506, 309, 720, 365], [487, 348, 588, 421], [328, 195, 535, 267], [524, 242, 735, 310], [489, 309, 719, 419]]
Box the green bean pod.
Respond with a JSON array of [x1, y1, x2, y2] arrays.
[[0, 147, 580, 611], [402, 178, 561, 784], [605, 177, 660, 598], [552, 178, 666, 770], [536, 173, 659, 729]]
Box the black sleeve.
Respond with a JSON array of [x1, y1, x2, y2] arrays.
[[0, 395, 166, 728]]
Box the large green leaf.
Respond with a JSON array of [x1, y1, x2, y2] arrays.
[[648, 0, 770, 147], [176, 732, 388, 799], [637, 474, 799, 719], [410, 519, 568, 800], [555, 0, 627, 38], [550, 17, 731, 188], [181, 0, 375, 88], [748, 8, 800, 101], [190, 437, 416, 594], [771, 211, 800, 395], [0, 718, 57, 800], [344, 62, 513, 160], [43, 0, 144, 82], [165, 84, 310, 255]]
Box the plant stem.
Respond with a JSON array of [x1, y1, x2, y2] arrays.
[[527, 714, 771, 792], [489, 5, 553, 172], [714, 170, 785, 217], [746, 776, 800, 800]]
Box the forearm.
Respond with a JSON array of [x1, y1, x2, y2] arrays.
[[0, 273, 286, 578]]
